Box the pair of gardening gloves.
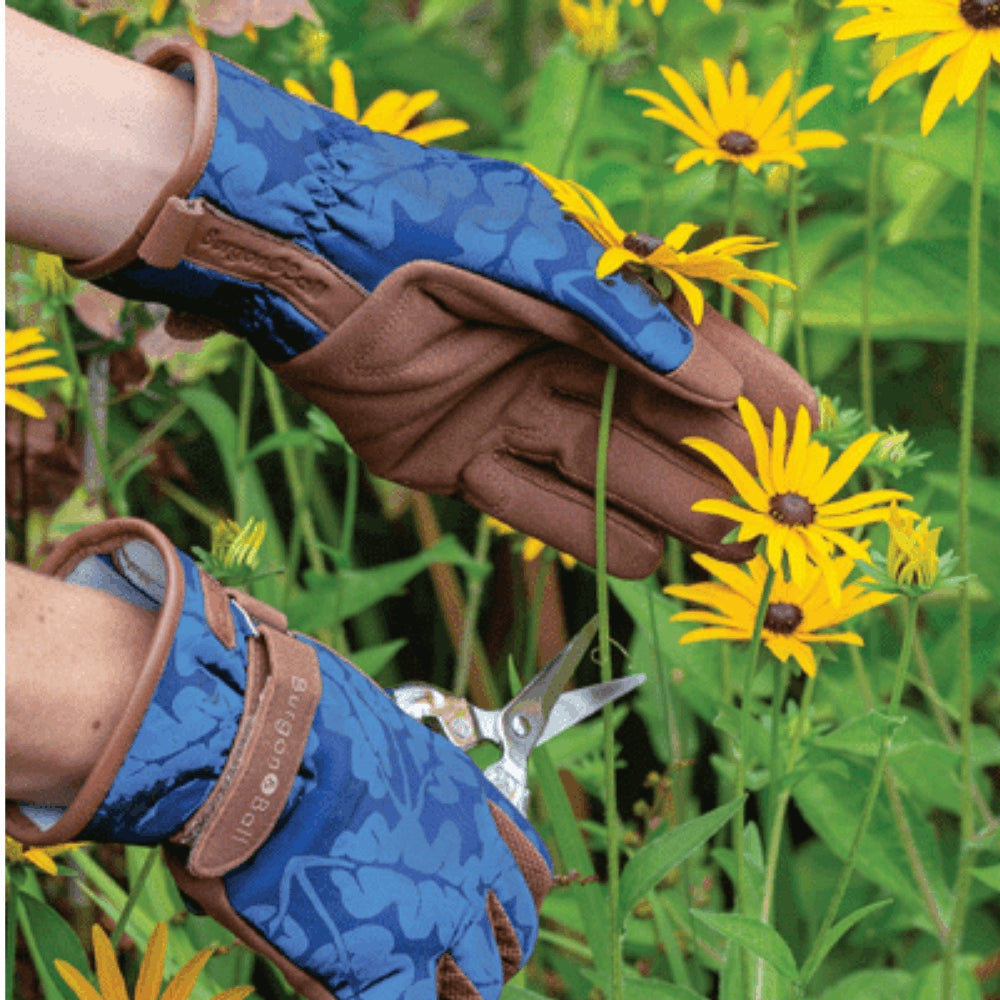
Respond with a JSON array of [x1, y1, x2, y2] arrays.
[[6, 40, 816, 1000]]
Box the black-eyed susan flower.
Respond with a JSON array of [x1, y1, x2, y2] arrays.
[[886, 504, 942, 588], [629, 0, 722, 14], [193, 516, 269, 586], [527, 166, 793, 324], [664, 552, 896, 676], [684, 397, 913, 599], [627, 59, 847, 173], [284, 60, 469, 144], [56, 922, 254, 1000], [5, 327, 69, 420], [835, 0, 1000, 134], [5, 835, 78, 876], [560, 0, 621, 59], [486, 516, 577, 569]]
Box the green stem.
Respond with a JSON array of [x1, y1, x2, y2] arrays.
[[235, 343, 256, 524], [942, 73, 989, 1000], [259, 363, 325, 576], [503, 0, 530, 98], [157, 479, 219, 528], [785, 2, 808, 381], [556, 59, 602, 177], [859, 102, 887, 428], [339, 448, 360, 560], [719, 163, 741, 320], [800, 597, 919, 986], [766, 659, 790, 829], [754, 672, 817, 999], [110, 401, 187, 479], [110, 846, 160, 948], [454, 515, 494, 698], [523, 548, 556, 673], [595, 364, 623, 1000]]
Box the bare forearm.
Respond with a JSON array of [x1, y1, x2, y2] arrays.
[[4, 8, 195, 260], [5, 562, 155, 805]]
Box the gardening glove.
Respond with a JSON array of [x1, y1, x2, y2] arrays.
[[65, 39, 817, 579], [6, 518, 552, 1000]]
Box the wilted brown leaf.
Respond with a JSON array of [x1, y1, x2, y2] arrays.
[[182, 0, 317, 35]]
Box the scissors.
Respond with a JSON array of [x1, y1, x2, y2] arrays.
[[392, 617, 645, 815]]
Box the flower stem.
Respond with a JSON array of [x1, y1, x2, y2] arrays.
[[719, 163, 741, 320], [754, 671, 817, 999], [110, 846, 160, 949], [556, 59, 602, 177], [860, 102, 887, 428], [454, 514, 494, 698], [799, 597, 919, 986], [595, 363, 623, 1000], [942, 72, 989, 1000], [235, 342, 256, 524], [785, 1, 808, 381]]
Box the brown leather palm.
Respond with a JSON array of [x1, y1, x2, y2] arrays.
[[269, 259, 817, 579]]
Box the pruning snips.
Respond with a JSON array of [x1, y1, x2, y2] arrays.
[[392, 617, 645, 815]]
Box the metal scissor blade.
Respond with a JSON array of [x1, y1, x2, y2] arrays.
[[507, 615, 600, 724], [535, 673, 646, 747]]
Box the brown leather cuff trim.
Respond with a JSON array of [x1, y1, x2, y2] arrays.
[[5, 518, 185, 846], [488, 802, 553, 912], [65, 39, 218, 281], [486, 891, 523, 982], [174, 625, 321, 877], [436, 954, 482, 1000]]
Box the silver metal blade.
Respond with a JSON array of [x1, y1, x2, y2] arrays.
[[535, 673, 646, 746]]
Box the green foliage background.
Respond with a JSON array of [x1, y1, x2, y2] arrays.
[[5, 1, 1000, 999]]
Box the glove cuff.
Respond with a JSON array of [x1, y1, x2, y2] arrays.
[[5, 518, 322, 880], [65, 40, 220, 283]]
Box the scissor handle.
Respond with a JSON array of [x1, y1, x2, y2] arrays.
[[391, 683, 482, 750]]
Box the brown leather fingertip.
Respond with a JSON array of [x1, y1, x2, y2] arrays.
[[436, 954, 482, 1000], [486, 891, 523, 981], [488, 802, 552, 911]]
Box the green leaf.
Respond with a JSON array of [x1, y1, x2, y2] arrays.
[[499, 986, 553, 1000], [690, 911, 799, 983], [350, 638, 407, 679], [802, 241, 1000, 342], [290, 535, 478, 631], [972, 862, 1000, 892], [16, 894, 92, 1000], [617, 797, 746, 928], [241, 428, 321, 467], [812, 711, 906, 758], [817, 969, 912, 1000], [802, 898, 893, 984]]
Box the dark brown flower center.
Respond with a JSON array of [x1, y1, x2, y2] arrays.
[[768, 492, 815, 526], [718, 130, 759, 156], [960, 0, 1000, 28], [764, 601, 804, 635], [623, 232, 664, 258]]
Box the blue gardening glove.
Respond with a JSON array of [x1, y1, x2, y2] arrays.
[[6, 519, 552, 1000], [66, 40, 816, 579]]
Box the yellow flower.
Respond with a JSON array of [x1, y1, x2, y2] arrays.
[[295, 22, 331, 67], [835, 0, 1000, 134], [886, 503, 942, 588], [684, 397, 913, 600], [627, 58, 847, 173], [5, 836, 78, 876], [284, 60, 469, 145], [664, 552, 896, 676], [527, 166, 792, 324], [56, 922, 254, 1000], [6, 327, 70, 420], [559, 0, 621, 59], [33, 252, 72, 297], [486, 517, 577, 569], [629, 0, 722, 14]]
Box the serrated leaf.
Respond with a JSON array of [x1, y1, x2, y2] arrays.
[[617, 797, 745, 928], [690, 910, 799, 982]]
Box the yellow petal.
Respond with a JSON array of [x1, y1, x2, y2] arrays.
[[5, 388, 47, 418], [769, 405, 788, 493], [810, 430, 881, 505], [6, 328, 44, 354], [401, 118, 469, 144], [921, 45, 967, 134], [659, 64, 719, 138], [135, 924, 168, 1000], [284, 79, 317, 103], [5, 364, 69, 385], [683, 436, 770, 510], [331, 59, 359, 121], [92, 926, 129, 1000], [55, 961, 104, 1000], [597, 246, 641, 278], [161, 949, 214, 1000], [6, 347, 60, 369]]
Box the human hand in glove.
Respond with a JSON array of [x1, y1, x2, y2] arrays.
[[65, 41, 816, 578], [6, 519, 552, 1000]]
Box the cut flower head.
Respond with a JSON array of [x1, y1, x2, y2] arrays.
[[885, 503, 944, 589], [627, 58, 847, 173], [835, 0, 1000, 134], [5, 836, 78, 876], [629, 0, 723, 14], [527, 166, 792, 324], [56, 922, 254, 1000], [664, 552, 896, 676], [559, 0, 621, 60], [284, 60, 469, 145], [685, 397, 913, 600], [6, 327, 69, 420]]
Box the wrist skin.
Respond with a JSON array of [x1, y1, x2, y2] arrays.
[[5, 8, 195, 260], [5, 564, 156, 807]]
